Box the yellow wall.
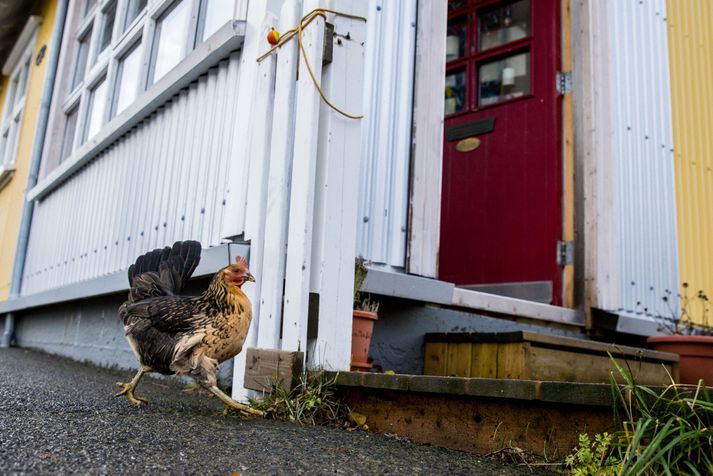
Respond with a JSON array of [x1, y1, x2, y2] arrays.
[[0, 0, 58, 300], [667, 1, 713, 326]]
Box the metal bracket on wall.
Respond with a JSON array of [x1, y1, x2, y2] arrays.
[[557, 240, 575, 266], [322, 22, 334, 65], [556, 71, 572, 94]]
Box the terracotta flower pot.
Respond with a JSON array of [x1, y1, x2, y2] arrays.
[[647, 335, 713, 385], [351, 310, 378, 372]]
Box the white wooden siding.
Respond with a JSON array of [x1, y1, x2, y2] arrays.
[[21, 53, 242, 295]]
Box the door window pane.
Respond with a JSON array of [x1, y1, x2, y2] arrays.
[[84, 77, 108, 141], [448, 0, 467, 12], [151, 0, 191, 84], [200, 0, 234, 41], [479, 0, 530, 51], [114, 41, 142, 115], [61, 105, 79, 162], [97, 1, 117, 58], [71, 26, 92, 91], [478, 51, 530, 107], [124, 0, 148, 32], [446, 16, 468, 62], [445, 68, 466, 115]]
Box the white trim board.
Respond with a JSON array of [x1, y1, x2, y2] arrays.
[[0, 243, 246, 314], [2, 16, 42, 75], [27, 20, 246, 201]]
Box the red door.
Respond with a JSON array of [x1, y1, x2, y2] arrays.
[[439, 0, 562, 304]]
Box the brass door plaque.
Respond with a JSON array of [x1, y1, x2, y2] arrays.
[[456, 137, 481, 152]]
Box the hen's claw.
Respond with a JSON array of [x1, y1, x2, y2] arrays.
[[115, 382, 148, 405], [209, 385, 264, 417]]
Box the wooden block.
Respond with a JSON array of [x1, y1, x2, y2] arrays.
[[446, 343, 472, 377], [243, 348, 304, 393], [424, 343, 448, 376], [496, 343, 529, 380], [470, 343, 497, 378]]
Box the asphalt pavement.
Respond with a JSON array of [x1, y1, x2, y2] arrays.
[[0, 347, 549, 475]]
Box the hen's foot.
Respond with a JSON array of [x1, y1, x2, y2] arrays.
[[115, 382, 148, 405], [209, 385, 264, 417]]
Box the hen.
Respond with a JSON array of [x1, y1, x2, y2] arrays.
[[116, 240, 262, 416]]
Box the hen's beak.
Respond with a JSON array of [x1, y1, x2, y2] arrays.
[[246, 273, 256, 282]]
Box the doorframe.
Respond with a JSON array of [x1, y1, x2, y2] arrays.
[[407, 0, 447, 278]]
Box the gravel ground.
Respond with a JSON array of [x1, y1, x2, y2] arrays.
[[0, 348, 551, 475]]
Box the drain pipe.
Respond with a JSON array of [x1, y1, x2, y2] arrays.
[[1, 0, 69, 348]]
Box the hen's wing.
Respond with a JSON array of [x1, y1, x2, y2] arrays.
[[127, 240, 201, 303]]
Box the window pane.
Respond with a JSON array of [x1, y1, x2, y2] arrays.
[[478, 51, 530, 107], [71, 26, 92, 91], [0, 130, 8, 165], [84, 77, 108, 141], [4, 119, 19, 165], [124, 0, 148, 31], [200, 0, 234, 41], [445, 68, 466, 116], [446, 16, 467, 62], [152, 0, 191, 84], [114, 42, 142, 115], [479, 0, 530, 51], [98, 1, 117, 56], [5, 77, 18, 117], [60, 105, 79, 162], [16, 58, 30, 102]]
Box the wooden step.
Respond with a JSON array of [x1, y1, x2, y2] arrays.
[[424, 331, 679, 385]]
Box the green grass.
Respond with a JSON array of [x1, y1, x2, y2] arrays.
[[563, 357, 713, 475]]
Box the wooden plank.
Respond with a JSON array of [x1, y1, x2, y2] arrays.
[[256, 0, 300, 351], [423, 343, 448, 376], [561, 0, 575, 309], [446, 343, 472, 378], [243, 348, 304, 392], [496, 343, 528, 380], [527, 346, 675, 386], [470, 343, 497, 378], [281, 0, 325, 353], [310, 1, 368, 371], [407, 0, 447, 278]]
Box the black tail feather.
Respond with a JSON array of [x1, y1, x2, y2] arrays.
[[127, 241, 202, 301]]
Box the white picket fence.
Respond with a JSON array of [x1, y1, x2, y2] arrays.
[[227, 0, 368, 400]]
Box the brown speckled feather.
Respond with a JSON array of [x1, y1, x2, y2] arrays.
[[120, 241, 253, 385]]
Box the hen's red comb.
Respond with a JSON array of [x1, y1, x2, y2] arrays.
[[235, 256, 249, 267]]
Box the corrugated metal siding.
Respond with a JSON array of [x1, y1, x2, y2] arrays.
[[607, 0, 679, 320], [356, 0, 416, 268], [667, 0, 713, 325], [21, 53, 241, 295]]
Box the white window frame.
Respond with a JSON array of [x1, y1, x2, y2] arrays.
[[41, 0, 238, 176], [0, 17, 40, 191]]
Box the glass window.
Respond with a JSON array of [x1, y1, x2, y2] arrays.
[[479, 0, 530, 51], [71, 26, 92, 91], [446, 16, 468, 62], [60, 105, 79, 162], [445, 68, 466, 115], [151, 0, 192, 84], [84, 77, 108, 141], [200, 0, 234, 41], [478, 51, 530, 107], [16, 58, 30, 102], [448, 0, 467, 12], [0, 130, 9, 165], [124, 0, 148, 32], [3, 118, 20, 165], [97, 1, 117, 58], [113, 41, 143, 115]]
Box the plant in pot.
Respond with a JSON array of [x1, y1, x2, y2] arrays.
[[648, 283, 713, 385], [351, 257, 379, 372]]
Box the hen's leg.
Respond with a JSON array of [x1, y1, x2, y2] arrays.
[[188, 353, 263, 417], [208, 385, 264, 416], [115, 368, 148, 405]]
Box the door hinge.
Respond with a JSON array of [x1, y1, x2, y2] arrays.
[[557, 71, 572, 94], [557, 240, 574, 266], [322, 22, 334, 65]]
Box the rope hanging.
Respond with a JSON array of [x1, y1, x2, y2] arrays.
[[257, 8, 367, 120]]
